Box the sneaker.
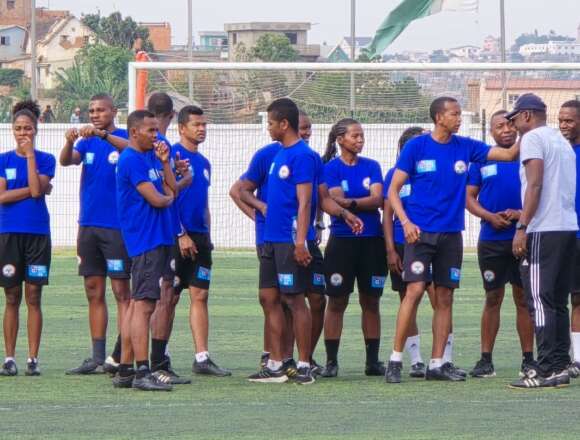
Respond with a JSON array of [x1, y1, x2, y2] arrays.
[[409, 362, 426, 378], [112, 372, 135, 388], [294, 366, 315, 385], [103, 356, 120, 375], [25, 359, 40, 376], [260, 353, 270, 369], [365, 361, 386, 376], [282, 359, 298, 379], [520, 359, 540, 379], [0, 360, 18, 376], [320, 361, 338, 378], [551, 370, 571, 388], [155, 368, 191, 385], [447, 362, 467, 378], [310, 358, 323, 376], [192, 357, 231, 377], [425, 363, 466, 381], [132, 371, 173, 391], [567, 361, 580, 379], [470, 359, 496, 378], [66, 358, 104, 375], [248, 367, 288, 383], [509, 375, 546, 389], [385, 360, 402, 384]]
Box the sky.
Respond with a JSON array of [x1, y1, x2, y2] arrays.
[[40, 0, 580, 52]]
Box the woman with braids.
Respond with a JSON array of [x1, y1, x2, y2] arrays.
[[319, 118, 386, 378], [0, 101, 56, 377]]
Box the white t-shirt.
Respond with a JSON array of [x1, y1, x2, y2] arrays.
[[520, 125, 578, 233]]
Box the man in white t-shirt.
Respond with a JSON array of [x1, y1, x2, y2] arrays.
[[507, 94, 578, 389]]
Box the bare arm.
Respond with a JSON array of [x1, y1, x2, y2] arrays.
[[466, 185, 511, 230], [105, 133, 129, 151], [26, 153, 41, 198], [78, 125, 128, 151], [161, 161, 177, 196], [0, 175, 52, 204], [383, 198, 396, 254], [229, 179, 256, 221], [59, 128, 82, 166], [318, 183, 364, 234], [136, 181, 173, 208], [487, 140, 520, 162], [388, 169, 420, 244], [239, 179, 267, 216], [329, 183, 383, 211]]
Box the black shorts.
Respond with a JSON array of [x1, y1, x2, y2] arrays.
[[174, 233, 213, 292], [324, 236, 387, 297], [573, 239, 580, 294], [0, 233, 51, 288], [77, 226, 131, 279], [262, 241, 325, 295], [403, 232, 463, 289], [390, 243, 433, 293], [131, 245, 172, 301], [477, 240, 522, 292], [257, 244, 277, 289]]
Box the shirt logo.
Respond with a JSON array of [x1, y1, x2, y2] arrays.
[[371, 276, 386, 288], [173, 276, 181, 288], [330, 273, 343, 286], [108, 151, 119, 165], [268, 163, 275, 175], [411, 261, 425, 275], [483, 270, 495, 282], [399, 184, 411, 198], [450, 268, 461, 282], [278, 273, 294, 287], [481, 164, 498, 180], [362, 177, 371, 190], [2, 264, 16, 278], [313, 273, 325, 286], [84, 152, 95, 165], [5, 168, 16, 180], [106, 259, 124, 273], [170, 259, 176, 272], [197, 266, 212, 281], [278, 165, 290, 179], [148, 168, 159, 181], [341, 180, 349, 192], [416, 160, 436, 173], [454, 160, 467, 174], [27, 265, 48, 278], [203, 168, 210, 182]]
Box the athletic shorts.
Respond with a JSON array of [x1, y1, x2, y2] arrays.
[[573, 239, 580, 294], [477, 240, 522, 292], [261, 241, 325, 295], [390, 243, 432, 293], [131, 245, 172, 301], [324, 236, 387, 297], [403, 232, 463, 289], [0, 233, 51, 288], [174, 232, 213, 292], [77, 226, 131, 279]]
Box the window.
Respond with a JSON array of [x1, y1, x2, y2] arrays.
[[60, 35, 69, 44], [0, 36, 10, 46], [7, 1, 15, 10], [232, 33, 237, 45], [284, 32, 297, 45], [509, 94, 520, 105], [82, 35, 90, 46]]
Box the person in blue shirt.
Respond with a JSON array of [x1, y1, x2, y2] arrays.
[[0, 101, 55, 377], [113, 110, 176, 391], [317, 118, 386, 379], [171, 105, 231, 377], [386, 96, 520, 382], [59, 93, 132, 376], [467, 110, 535, 379], [559, 99, 580, 377]]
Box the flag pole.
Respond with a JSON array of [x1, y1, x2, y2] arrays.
[[500, 0, 507, 109], [349, 0, 356, 117]]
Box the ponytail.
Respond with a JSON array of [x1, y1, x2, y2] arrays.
[[322, 118, 360, 164]]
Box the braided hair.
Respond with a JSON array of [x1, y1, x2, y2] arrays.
[[322, 118, 360, 163]]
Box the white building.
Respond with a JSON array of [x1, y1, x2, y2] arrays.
[[0, 25, 27, 62], [448, 45, 481, 59]]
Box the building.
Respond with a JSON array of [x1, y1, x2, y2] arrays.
[[0, 0, 32, 26], [338, 36, 372, 60], [139, 22, 171, 51], [0, 24, 26, 62], [323, 44, 350, 63], [224, 22, 320, 61], [482, 35, 499, 53], [198, 31, 228, 51], [448, 45, 481, 60]]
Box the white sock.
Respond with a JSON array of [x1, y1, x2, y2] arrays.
[[165, 345, 171, 357], [429, 358, 443, 370], [195, 351, 209, 363], [27, 357, 37, 363], [267, 359, 282, 371], [404, 335, 423, 365], [5, 356, 15, 363], [390, 351, 403, 362], [297, 361, 310, 369], [572, 332, 580, 363], [443, 333, 454, 363], [262, 351, 270, 357]]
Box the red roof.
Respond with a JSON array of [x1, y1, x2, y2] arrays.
[[486, 79, 580, 90]]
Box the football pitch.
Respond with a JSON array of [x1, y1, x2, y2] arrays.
[[1, 251, 579, 440]]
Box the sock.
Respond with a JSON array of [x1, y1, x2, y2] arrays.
[[92, 338, 106, 365], [443, 333, 454, 363], [283, 357, 294, 364], [572, 332, 580, 363], [390, 351, 403, 363], [195, 351, 209, 363], [404, 335, 423, 365], [151, 338, 168, 369], [119, 363, 134, 377], [325, 339, 340, 363], [27, 357, 37, 364], [523, 351, 534, 363], [297, 361, 310, 369], [429, 358, 443, 370], [5, 356, 15, 363], [135, 360, 150, 378], [262, 351, 270, 358], [267, 359, 282, 371], [112, 335, 122, 363], [365, 338, 380, 365], [482, 352, 492, 363]]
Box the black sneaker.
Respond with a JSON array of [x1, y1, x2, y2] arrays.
[[567, 361, 580, 379], [132, 371, 173, 391], [409, 362, 426, 378], [365, 361, 386, 376], [25, 359, 40, 376], [248, 367, 288, 383], [294, 366, 315, 385], [112, 372, 135, 388], [282, 359, 298, 379], [155, 368, 192, 385], [193, 357, 231, 377], [385, 360, 402, 383], [545, 370, 571, 388], [520, 359, 540, 379], [0, 360, 18, 376], [470, 359, 496, 378], [320, 361, 338, 378], [66, 358, 104, 375], [310, 358, 323, 376], [103, 356, 120, 375], [260, 353, 270, 369], [447, 362, 467, 378], [425, 363, 466, 381]]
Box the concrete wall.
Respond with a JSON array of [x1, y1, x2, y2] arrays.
[[0, 26, 26, 60]]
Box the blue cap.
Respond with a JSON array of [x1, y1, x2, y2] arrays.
[[505, 93, 547, 120]]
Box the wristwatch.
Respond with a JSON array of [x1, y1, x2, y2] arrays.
[[348, 199, 358, 211], [99, 130, 109, 141], [515, 222, 527, 231]]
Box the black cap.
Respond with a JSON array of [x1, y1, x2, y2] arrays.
[[505, 93, 547, 120]]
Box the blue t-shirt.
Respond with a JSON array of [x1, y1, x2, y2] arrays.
[[74, 128, 128, 229], [116, 147, 175, 257], [264, 139, 319, 243], [396, 134, 490, 232], [172, 143, 211, 234], [323, 156, 383, 237], [383, 167, 410, 245], [467, 160, 521, 241], [0, 150, 55, 235], [575, 145, 580, 239], [242, 142, 282, 245]]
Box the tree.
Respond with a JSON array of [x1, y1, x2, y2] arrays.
[[81, 12, 153, 51], [249, 33, 299, 62], [0, 69, 24, 87]]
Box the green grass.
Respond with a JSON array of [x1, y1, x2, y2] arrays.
[[1, 252, 579, 439]]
